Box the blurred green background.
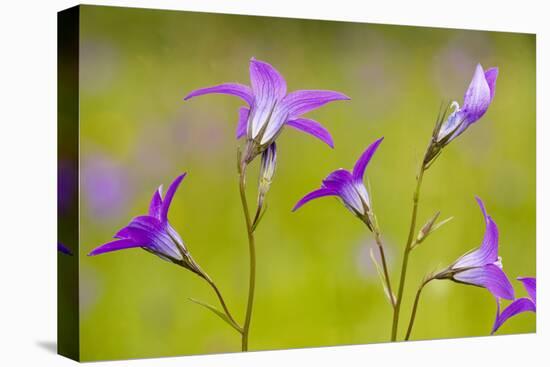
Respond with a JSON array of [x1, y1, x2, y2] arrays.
[[77, 5, 536, 361]]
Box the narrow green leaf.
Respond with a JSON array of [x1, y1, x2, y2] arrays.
[[430, 216, 453, 233], [251, 203, 268, 232], [370, 248, 395, 306], [188, 298, 242, 333]]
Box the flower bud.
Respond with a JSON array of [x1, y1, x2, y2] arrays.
[[257, 142, 277, 211]]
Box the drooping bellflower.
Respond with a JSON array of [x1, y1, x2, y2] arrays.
[[292, 137, 384, 229], [434, 197, 514, 301], [436, 64, 499, 144], [89, 173, 206, 277], [184, 58, 350, 163], [492, 277, 536, 334]]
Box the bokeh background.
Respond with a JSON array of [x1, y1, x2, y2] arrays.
[[77, 5, 536, 361]]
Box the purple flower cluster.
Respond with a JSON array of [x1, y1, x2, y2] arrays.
[[86, 57, 533, 346]]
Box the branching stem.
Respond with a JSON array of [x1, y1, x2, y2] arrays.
[[404, 276, 435, 340]]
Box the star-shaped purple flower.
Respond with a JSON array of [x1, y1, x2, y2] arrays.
[[89, 173, 204, 276], [292, 137, 383, 226], [184, 58, 350, 159], [435, 197, 514, 301], [492, 277, 536, 334], [436, 64, 498, 143]]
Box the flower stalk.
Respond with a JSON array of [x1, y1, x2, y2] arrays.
[[391, 158, 426, 341], [366, 214, 395, 308], [238, 159, 257, 352], [201, 275, 243, 334], [404, 275, 435, 340]]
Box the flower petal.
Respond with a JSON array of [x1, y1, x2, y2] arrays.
[[436, 107, 468, 142], [492, 297, 536, 334], [160, 173, 187, 222], [114, 226, 131, 239], [184, 83, 254, 106], [484, 67, 499, 101], [236, 107, 250, 139], [322, 169, 365, 215], [148, 187, 163, 219], [518, 277, 536, 304], [453, 264, 515, 300], [322, 169, 353, 190], [462, 64, 491, 123], [249, 58, 287, 138], [88, 238, 144, 256], [249, 58, 287, 99], [125, 216, 183, 261], [280, 90, 350, 118], [453, 197, 498, 269], [292, 188, 337, 212], [286, 117, 334, 148], [352, 137, 384, 182]]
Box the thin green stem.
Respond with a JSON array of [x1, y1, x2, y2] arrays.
[[371, 223, 395, 309], [203, 276, 243, 333], [238, 162, 256, 352], [404, 277, 434, 340], [391, 164, 426, 341]]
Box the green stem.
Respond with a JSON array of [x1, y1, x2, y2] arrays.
[[203, 276, 243, 333], [239, 162, 256, 352], [404, 277, 434, 340], [371, 223, 395, 309], [391, 164, 425, 341]]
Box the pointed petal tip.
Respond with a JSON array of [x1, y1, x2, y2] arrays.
[[331, 92, 351, 101], [351, 137, 384, 181], [292, 188, 336, 212], [474, 196, 488, 217], [286, 117, 335, 148], [158, 173, 187, 222], [88, 247, 104, 256], [291, 200, 305, 212], [183, 83, 254, 105], [171, 172, 187, 187]]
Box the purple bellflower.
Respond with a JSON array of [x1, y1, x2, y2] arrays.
[[434, 197, 514, 301], [89, 173, 206, 277], [184, 58, 350, 163], [292, 137, 384, 229], [492, 277, 536, 334], [424, 64, 499, 167], [436, 64, 498, 144]]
